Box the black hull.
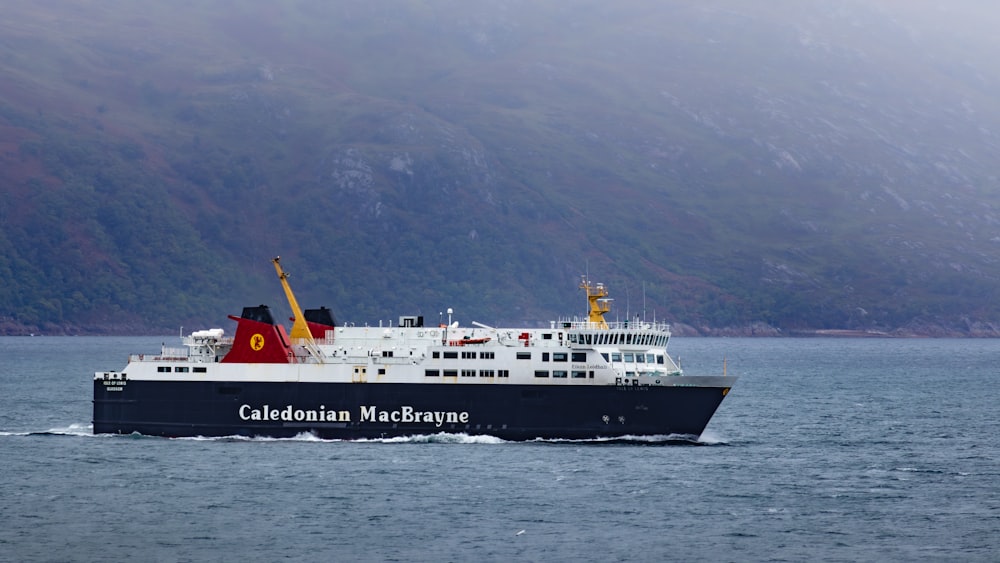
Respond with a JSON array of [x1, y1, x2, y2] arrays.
[[93, 380, 730, 441]]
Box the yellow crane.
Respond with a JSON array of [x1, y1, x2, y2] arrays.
[[272, 256, 319, 347]]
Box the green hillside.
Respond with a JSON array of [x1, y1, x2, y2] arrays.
[[3, 0, 1000, 335]]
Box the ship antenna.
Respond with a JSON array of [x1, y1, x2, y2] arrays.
[[625, 283, 630, 320], [642, 281, 646, 322]]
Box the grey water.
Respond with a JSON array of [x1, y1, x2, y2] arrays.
[[1, 336, 998, 562]]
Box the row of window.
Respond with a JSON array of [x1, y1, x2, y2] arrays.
[[600, 352, 665, 364], [535, 370, 594, 378], [432, 351, 498, 360], [515, 352, 588, 362], [157, 366, 208, 373], [425, 369, 510, 377], [429, 350, 663, 364], [568, 332, 668, 347], [463, 351, 495, 359]]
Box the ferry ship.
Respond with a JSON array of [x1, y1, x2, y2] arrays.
[[93, 258, 735, 440]]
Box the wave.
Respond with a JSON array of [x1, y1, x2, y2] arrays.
[[178, 432, 507, 444], [697, 429, 729, 445], [525, 428, 729, 446], [176, 431, 332, 443], [528, 433, 719, 446], [361, 432, 507, 444], [178, 432, 720, 445], [0, 422, 96, 437], [4, 426, 727, 446], [45, 422, 94, 436]]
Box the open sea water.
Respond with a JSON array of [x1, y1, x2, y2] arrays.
[[1, 336, 998, 562]]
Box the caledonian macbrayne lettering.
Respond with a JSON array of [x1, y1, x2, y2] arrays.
[[238, 404, 470, 427]]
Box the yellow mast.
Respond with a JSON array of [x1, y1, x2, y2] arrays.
[[580, 277, 610, 328], [272, 256, 315, 343]]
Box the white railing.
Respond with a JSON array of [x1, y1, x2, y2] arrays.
[[559, 319, 672, 332]]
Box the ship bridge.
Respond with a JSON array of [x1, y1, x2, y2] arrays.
[[561, 320, 671, 349], [571, 277, 671, 348]]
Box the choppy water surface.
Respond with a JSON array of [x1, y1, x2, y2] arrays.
[[1, 337, 998, 562]]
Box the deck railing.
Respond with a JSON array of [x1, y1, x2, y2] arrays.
[[558, 319, 672, 332]]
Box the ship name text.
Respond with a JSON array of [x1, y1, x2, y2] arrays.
[[360, 405, 469, 427], [573, 363, 609, 370], [239, 404, 350, 423], [238, 404, 470, 427]]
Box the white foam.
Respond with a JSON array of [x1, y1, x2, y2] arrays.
[[356, 432, 507, 444], [696, 429, 729, 445], [46, 422, 94, 436], [13, 426, 722, 446], [175, 431, 332, 442], [171, 431, 507, 444], [529, 433, 708, 444], [0, 423, 97, 437]]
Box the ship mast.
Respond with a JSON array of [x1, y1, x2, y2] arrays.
[[580, 276, 611, 329]]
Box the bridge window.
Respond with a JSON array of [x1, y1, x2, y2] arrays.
[[657, 355, 665, 364], [572, 352, 587, 362], [624, 353, 634, 362], [611, 353, 621, 362]]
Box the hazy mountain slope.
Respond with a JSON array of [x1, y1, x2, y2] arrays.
[[2, 0, 1000, 335]]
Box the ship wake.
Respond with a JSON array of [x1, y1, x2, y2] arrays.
[[14, 426, 728, 445]]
